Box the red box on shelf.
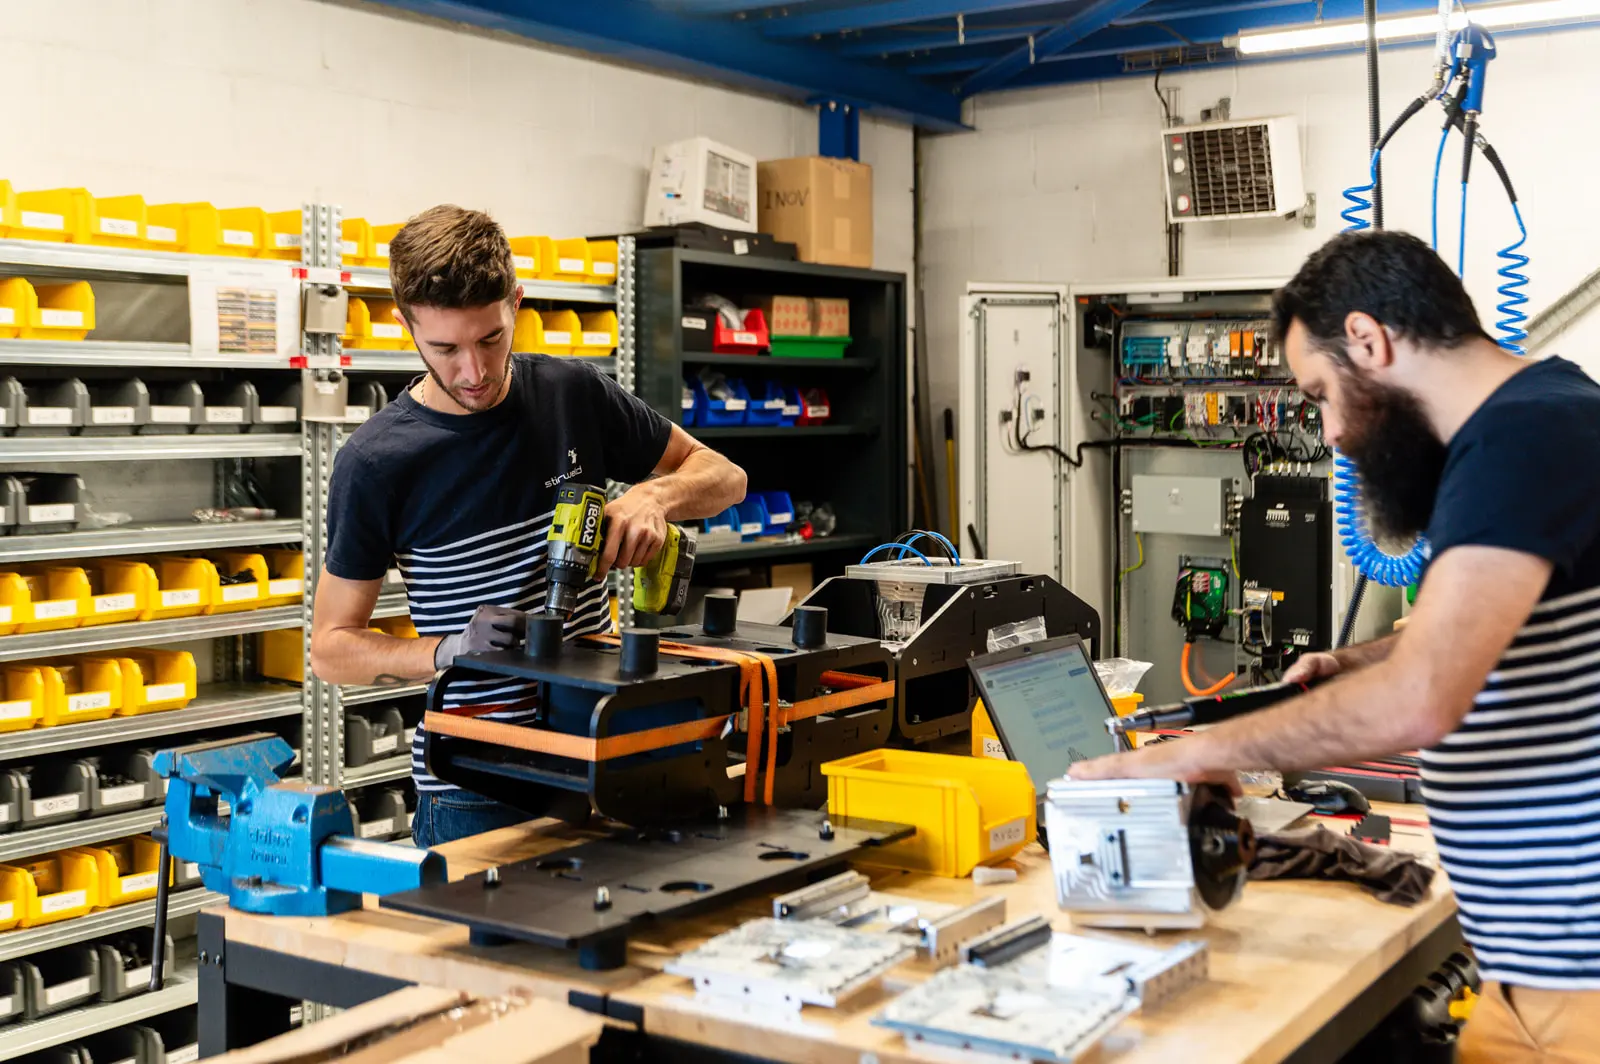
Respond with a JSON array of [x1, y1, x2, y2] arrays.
[[798, 387, 832, 426], [712, 309, 770, 355]]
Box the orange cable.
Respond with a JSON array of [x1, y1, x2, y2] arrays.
[[1181, 642, 1235, 697]]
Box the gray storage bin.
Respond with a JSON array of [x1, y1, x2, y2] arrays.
[[251, 379, 300, 433], [345, 380, 388, 423], [1, 760, 93, 827], [403, 783, 417, 836], [353, 787, 407, 841], [0, 474, 19, 536], [17, 1050, 87, 1064], [0, 963, 24, 1026], [138, 1006, 198, 1064], [140, 380, 203, 435], [86, 749, 162, 814], [12, 473, 82, 534], [80, 1027, 149, 1064], [15, 380, 88, 436], [94, 930, 174, 1003], [21, 944, 100, 1019], [171, 856, 204, 890], [195, 381, 256, 434], [345, 706, 405, 767], [82, 379, 150, 436], [0, 377, 21, 435]]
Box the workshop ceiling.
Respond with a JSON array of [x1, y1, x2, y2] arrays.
[[367, 0, 1598, 130]]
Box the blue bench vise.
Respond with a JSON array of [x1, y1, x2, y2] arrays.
[[151, 733, 446, 917]]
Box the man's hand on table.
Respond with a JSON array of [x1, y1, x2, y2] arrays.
[[1069, 742, 1241, 793]]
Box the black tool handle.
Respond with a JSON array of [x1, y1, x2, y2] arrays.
[[1111, 678, 1325, 734], [149, 821, 170, 992]]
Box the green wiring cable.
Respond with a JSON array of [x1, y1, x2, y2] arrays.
[[1230, 535, 1240, 578], [1119, 533, 1145, 579]]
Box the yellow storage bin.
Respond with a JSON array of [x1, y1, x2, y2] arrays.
[[537, 309, 580, 356], [3, 188, 93, 243], [0, 864, 29, 931], [71, 837, 164, 907], [0, 666, 46, 732], [41, 658, 123, 726], [512, 307, 545, 354], [11, 571, 81, 634], [587, 240, 618, 283], [260, 549, 305, 608], [507, 236, 545, 279], [340, 217, 371, 264], [6, 851, 99, 927], [372, 616, 418, 639], [205, 552, 267, 614], [343, 297, 410, 350], [116, 649, 196, 715], [0, 571, 30, 635], [21, 281, 94, 341], [577, 310, 618, 356], [79, 564, 145, 628], [544, 238, 591, 283], [23, 567, 91, 630], [368, 223, 403, 267], [158, 203, 268, 257], [971, 693, 1143, 758], [264, 209, 304, 261], [823, 749, 1036, 877], [145, 558, 211, 620], [142, 202, 185, 250], [89, 194, 147, 247], [258, 627, 304, 683], [0, 277, 26, 339]]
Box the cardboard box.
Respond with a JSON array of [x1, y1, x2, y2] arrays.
[[757, 157, 872, 269], [753, 295, 812, 336], [645, 137, 758, 233], [770, 563, 815, 608], [812, 297, 850, 337]]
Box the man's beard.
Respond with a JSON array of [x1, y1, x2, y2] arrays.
[[427, 349, 513, 412], [1339, 370, 1448, 543]]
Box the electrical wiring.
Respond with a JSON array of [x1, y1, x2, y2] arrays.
[[1181, 642, 1235, 697], [897, 530, 960, 564], [1119, 533, 1145, 580], [860, 542, 932, 566]]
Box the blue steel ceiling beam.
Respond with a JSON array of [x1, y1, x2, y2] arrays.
[[762, 0, 1080, 39], [960, 0, 1157, 93], [1041, 0, 1428, 60], [361, 0, 966, 130], [838, 23, 1053, 57], [1110, 0, 1306, 26], [652, 0, 820, 12]]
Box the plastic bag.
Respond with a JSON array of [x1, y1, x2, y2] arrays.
[[986, 616, 1048, 652], [1094, 658, 1153, 697]]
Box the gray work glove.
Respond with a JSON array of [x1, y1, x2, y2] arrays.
[[433, 604, 524, 669]]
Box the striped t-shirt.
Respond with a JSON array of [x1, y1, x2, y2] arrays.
[[1416, 356, 1600, 990], [323, 354, 672, 793]]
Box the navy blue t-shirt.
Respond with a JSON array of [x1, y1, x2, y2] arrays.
[[324, 354, 672, 790], [1418, 356, 1600, 990]]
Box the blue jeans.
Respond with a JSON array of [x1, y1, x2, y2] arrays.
[[411, 789, 528, 849]]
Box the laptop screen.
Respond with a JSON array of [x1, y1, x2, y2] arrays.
[[971, 639, 1119, 797]]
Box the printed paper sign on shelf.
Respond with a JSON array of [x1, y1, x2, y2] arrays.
[[188, 261, 299, 358]]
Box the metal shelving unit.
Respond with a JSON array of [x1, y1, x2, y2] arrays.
[[0, 686, 301, 763], [342, 683, 426, 706], [343, 265, 616, 304], [0, 239, 263, 282], [0, 608, 302, 663], [698, 532, 880, 565], [0, 973, 197, 1058], [342, 756, 411, 788], [0, 891, 219, 963], [683, 353, 876, 369], [689, 424, 877, 439], [0, 340, 305, 370], [0, 805, 166, 863], [0, 435, 303, 463], [2, 519, 303, 564]]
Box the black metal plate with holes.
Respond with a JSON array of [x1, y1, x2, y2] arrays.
[[792, 573, 1102, 744], [378, 807, 913, 970]]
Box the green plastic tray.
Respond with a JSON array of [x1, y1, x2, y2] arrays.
[[769, 334, 851, 359]]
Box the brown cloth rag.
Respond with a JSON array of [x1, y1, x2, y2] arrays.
[[1248, 825, 1435, 905]]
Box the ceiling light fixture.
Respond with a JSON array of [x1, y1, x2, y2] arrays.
[[1229, 0, 1600, 55]]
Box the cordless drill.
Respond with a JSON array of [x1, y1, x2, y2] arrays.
[[545, 483, 696, 617]]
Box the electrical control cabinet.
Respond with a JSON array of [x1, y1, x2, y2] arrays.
[[1239, 476, 1334, 655]]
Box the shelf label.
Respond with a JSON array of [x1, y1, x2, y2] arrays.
[[719, 399, 746, 411], [146, 224, 178, 244], [26, 406, 74, 426], [40, 888, 87, 912], [273, 232, 301, 249], [740, 522, 763, 534], [405, 812, 415, 830], [344, 405, 372, 422], [981, 736, 1007, 760], [370, 734, 398, 754], [594, 261, 616, 276], [682, 317, 707, 331], [149, 405, 192, 424], [988, 817, 1027, 851], [258, 405, 297, 423], [805, 405, 831, 419], [222, 228, 256, 247], [68, 691, 111, 713], [542, 331, 572, 345], [169, 1044, 201, 1064], [732, 331, 758, 345], [0, 606, 8, 624], [28, 503, 76, 524], [404, 728, 416, 746], [268, 578, 304, 597], [768, 511, 793, 524], [43, 974, 92, 1005], [370, 323, 404, 340], [558, 257, 585, 273], [145, 682, 187, 702], [512, 255, 535, 271], [161, 588, 202, 608], [40, 308, 85, 328], [581, 332, 612, 347], [94, 593, 137, 613], [764, 400, 785, 410], [31, 599, 77, 620], [782, 404, 801, 417], [124, 964, 152, 990], [220, 584, 260, 603], [682, 397, 694, 410], [0, 994, 10, 1017], [341, 239, 359, 256], [0, 308, 13, 326], [386, 568, 403, 586], [20, 210, 65, 232], [0, 805, 9, 824], [0, 905, 10, 925], [0, 701, 30, 721], [100, 783, 148, 806], [374, 242, 390, 259], [91, 406, 136, 425], [100, 216, 140, 237], [205, 406, 245, 424], [183, 862, 200, 880], [120, 871, 159, 894], [359, 817, 395, 838]]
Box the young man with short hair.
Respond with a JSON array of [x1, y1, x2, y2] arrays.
[[309, 205, 746, 848], [1072, 230, 1600, 1062]]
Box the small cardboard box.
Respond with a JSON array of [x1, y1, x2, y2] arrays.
[[757, 157, 873, 269], [753, 296, 812, 336], [812, 297, 851, 337]]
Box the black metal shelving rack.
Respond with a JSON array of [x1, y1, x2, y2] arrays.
[[634, 248, 908, 584]]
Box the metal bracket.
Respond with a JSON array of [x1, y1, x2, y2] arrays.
[[816, 99, 861, 161]]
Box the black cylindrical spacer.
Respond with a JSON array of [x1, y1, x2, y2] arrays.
[[702, 593, 739, 637], [620, 628, 660, 676], [792, 605, 828, 649], [526, 612, 565, 661]]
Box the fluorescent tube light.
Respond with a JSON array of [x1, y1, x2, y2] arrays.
[[1232, 0, 1600, 55]]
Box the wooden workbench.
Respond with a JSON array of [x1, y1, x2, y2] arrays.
[[205, 805, 1456, 1064]]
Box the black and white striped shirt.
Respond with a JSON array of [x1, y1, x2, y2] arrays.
[[323, 355, 673, 794], [1418, 356, 1600, 990]]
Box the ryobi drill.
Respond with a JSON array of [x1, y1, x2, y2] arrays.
[[545, 483, 696, 617]]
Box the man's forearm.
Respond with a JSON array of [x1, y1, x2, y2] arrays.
[[1330, 631, 1399, 672], [311, 628, 440, 686], [643, 447, 746, 521]]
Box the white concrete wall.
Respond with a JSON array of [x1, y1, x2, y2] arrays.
[[921, 28, 1600, 427], [0, 0, 913, 274]]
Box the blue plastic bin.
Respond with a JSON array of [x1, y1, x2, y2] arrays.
[[735, 498, 769, 540], [681, 379, 697, 427], [704, 507, 740, 536], [779, 385, 803, 427], [757, 491, 795, 535], [746, 381, 789, 427], [695, 376, 751, 427]]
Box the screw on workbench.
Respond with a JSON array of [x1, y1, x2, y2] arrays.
[[820, 820, 835, 841], [484, 867, 501, 889], [594, 886, 612, 911]]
